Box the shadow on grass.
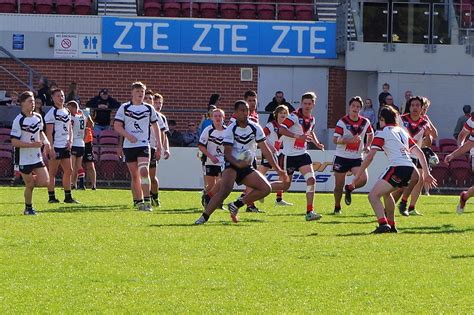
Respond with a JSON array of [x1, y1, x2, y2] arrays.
[[158, 208, 202, 214], [266, 213, 304, 217], [150, 219, 263, 227], [336, 232, 370, 237], [439, 211, 472, 215], [41, 205, 128, 213], [450, 254, 474, 259], [318, 220, 372, 225], [398, 224, 474, 235]]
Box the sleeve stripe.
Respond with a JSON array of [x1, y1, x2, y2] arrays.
[[334, 126, 343, 136], [263, 127, 271, 136], [256, 137, 266, 143], [372, 145, 383, 151], [372, 137, 384, 148], [198, 142, 206, 147], [281, 118, 294, 129], [10, 135, 20, 139], [223, 142, 233, 146], [114, 118, 124, 123]]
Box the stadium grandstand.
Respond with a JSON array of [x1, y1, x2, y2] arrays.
[[0, 0, 473, 191]]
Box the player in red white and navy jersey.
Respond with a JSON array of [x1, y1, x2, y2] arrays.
[[279, 92, 325, 222], [351, 106, 436, 234], [199, 108, 227, 207], [114, 82, 163, 212], [332, 96, 374, 215], [194, 100, 289, 225], [144, 91, 169, 207], [44, 88, 78, 204], [447, 114, 474, 214], [257, 104, 293, 206], [393, 96, 437, 216], [10, 91, 50, 215]]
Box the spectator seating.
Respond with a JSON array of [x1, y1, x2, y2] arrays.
[[220, 3, 238, 19], [182, 1, 198, 17], [99, 129, 119, 139], [19, 0, 35, 13], [431, 162, 449, 186], [99, 136, 119, 146], [278, 5, 294, 20], [257, 4, 275, 19], [56, 0, 73, 14], [36, 0, 53, 14], [0, 0, 15, 13], [0, 151, 13, 178], [0, 134, 11, 143], [144, 0, 162, 16], [441, 144, 458, 153], [163, 1, 181, 17], [239, 3, 257, 19], [449, 160, 472, 187], [98, 153, 121, 180], [200, 2, 217, 18], [295, 5, 313, 20], [438, 138, 458, 151], [75, 0, 92, 15], [0, 128, 11, 136]]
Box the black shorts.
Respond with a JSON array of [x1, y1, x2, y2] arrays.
[[333, 156, 362, 173], [225, 161, 254, 185], [123, 146, 150, 163], [150, 148, 157, 169], [381, 166, 414, 188], [71, 146, 85, 157], [19, 161, 45, 175], [203, 165, 222, 177], [279, 153, 312, 175], [411, 157, 422, 169], [84, 142, 94, 162], [52, 147, 71, 160]]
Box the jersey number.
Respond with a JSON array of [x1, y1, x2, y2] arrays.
[[79, 119, 85, 130]]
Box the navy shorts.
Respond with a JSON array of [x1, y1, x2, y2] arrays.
[[333, 156, 362, 173], [279, 153, 312, 175], [123, 146, 150, 163], [84, 142, 94, 162], [224, 161, 255, 185], [19, 161, 45, 175], [381, 166, 414, 188], [203, 165, 222, 177], [52, 147, 71, 160], [71, 146, 85, 157]]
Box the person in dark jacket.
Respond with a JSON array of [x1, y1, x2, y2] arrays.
[[86, 88, 120, 136], [36, 77, 53, 107], [265, 91, 295, 122]]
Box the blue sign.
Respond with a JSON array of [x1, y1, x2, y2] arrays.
[[102, 17, 336, 58], [12, 34, 24, 51]]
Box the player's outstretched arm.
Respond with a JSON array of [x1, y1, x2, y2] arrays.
[[310, 131, 324, 150], [352, 148, 376, 186], [457, 129, 469, 146], [445, 140, 474, 163]]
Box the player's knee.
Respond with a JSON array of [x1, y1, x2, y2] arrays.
[[305, 172, 315, 186], [261, 182, 272, 195], [138, 162, 149, 178]]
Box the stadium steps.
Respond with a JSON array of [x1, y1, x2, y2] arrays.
[[315, 0, 338, 22], [98, 0, 137, 16]]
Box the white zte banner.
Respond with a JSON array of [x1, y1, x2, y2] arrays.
[[158, 148, 390, 192]]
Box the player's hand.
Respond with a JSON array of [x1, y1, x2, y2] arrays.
[[444, 154, 453, 164], [315, 142, 325, 151], [117, 148, 123, 159], [210, 155, 219, 164], [277, 169, 290, 182], [155, 147, 162, 161], [49, 147, 56, 159], [348, 135, 362, 143], [363, 146, 370, 154], [127, 135, 137, 143], [164, 150, 171, 160], [424, 173, 437, 188], [42, 143, 50, 156]]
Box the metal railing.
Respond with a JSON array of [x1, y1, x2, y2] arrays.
[[0, 46, 43, 91]]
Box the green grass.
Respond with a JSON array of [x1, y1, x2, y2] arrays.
[[0, 187, 473, 313]]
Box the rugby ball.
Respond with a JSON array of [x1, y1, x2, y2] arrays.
[[236, 150, 252, 162]]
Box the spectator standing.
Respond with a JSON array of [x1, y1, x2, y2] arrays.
[[86, 88, 120, 137], [34, 97, 46, 131], [183, 121, 199, 147], [401, 90, 413, 114], [265, 91, 295, 122], [65, 82, 81, 105], [360, 98, 377, 127], [453, 105, 472, 139], [168, 120, 185, 147], [6, 91, 19, 106], [199, 105, 217, 136], [37, 77, 53, 107], [378, 83, 391, 107]]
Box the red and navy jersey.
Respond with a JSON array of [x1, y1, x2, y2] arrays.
[[462, 117, 474, 141], [334, 115, 373, 159], [400, 114, 429, 146], [280, 108, 316, 156], [372, 125, 416, 167]]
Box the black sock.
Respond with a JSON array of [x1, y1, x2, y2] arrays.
[[234, 199, 245, 208], [144, 196, 151, 203], [202, 213, 209, 221], [151, 193, 158, 200], [65, 190, 72, 199], [335, 205, 341, 211], [48, 191, 55, 200], [133, 199, 140, 206], [276, 197, 282, 202], [25, 203, 32, 210], [137, 199, 144, 204]]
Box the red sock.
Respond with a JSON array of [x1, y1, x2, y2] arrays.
[[401, 197, 408, 203], [408, 205, 415, 211], [276, 191, 282, 198], [378, 217, 388, 225], [347, 184, 355, 191], [388, 220, 395, 227], [306, 204, 313, 213], [208, 191, 213, 198]]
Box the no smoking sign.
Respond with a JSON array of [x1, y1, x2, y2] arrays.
[[54, 34, 78, 58]]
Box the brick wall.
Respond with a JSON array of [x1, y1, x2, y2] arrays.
[[0, 59, 347, 130], [327, 67, 347, 128], [0, 59, 258, 130]]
